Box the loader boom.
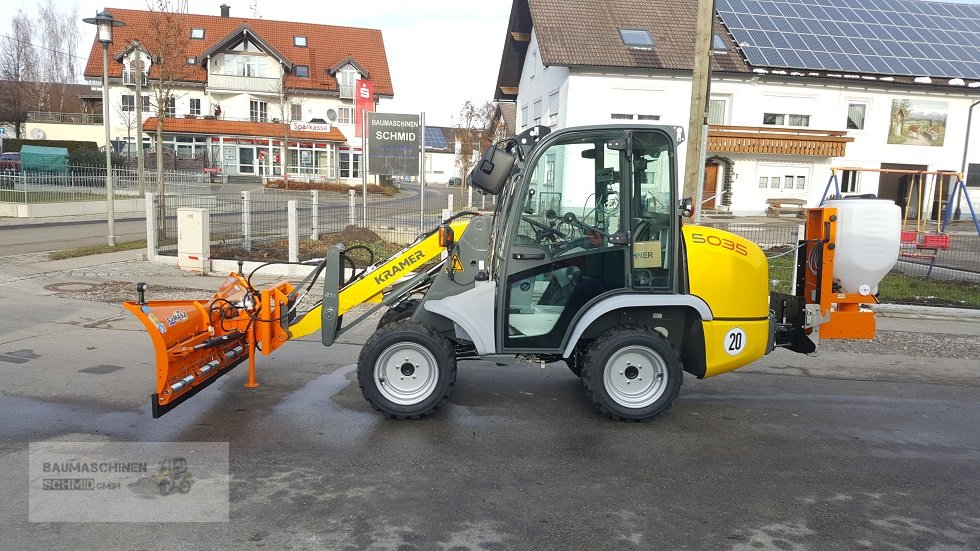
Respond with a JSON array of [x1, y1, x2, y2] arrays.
[[125, 218, 472, 417]]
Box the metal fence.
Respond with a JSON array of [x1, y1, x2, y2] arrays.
[[704, 220, 980, 307], [0, 166, 209, 203]]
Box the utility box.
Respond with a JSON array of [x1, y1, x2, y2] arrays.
[[177, 208, 210, 274]]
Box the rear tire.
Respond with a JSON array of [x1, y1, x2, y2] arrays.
[[377, 298, 421, 328], [357, 321, 456, 419], [581, 327, 682, 421]]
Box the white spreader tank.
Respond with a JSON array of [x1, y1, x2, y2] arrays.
[[824, 198, 901, 295]]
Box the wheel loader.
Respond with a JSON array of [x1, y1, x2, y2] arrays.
[[125, 124, 900, 421]]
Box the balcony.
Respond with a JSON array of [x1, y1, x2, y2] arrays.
[[707, 125, 854, 157], [207, 73, 281, 94], [28, 111, 103, 125]]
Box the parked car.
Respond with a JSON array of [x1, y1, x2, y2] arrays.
[[0, 152, 21, 172], [447, 177, 462, 186]]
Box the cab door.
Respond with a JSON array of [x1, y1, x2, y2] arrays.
[[498, 129, 630, 353]]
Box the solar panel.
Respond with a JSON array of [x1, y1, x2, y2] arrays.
[[424, 127, 449, 149], [716, 0, 980, 79]]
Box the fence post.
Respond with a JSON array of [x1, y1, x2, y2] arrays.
[[145, 191, 157, 259], [311, 190, 320, 240], [349, 189, 356, 228], [288, 200, 299, 263], [242, 190, 252, 252], [448, 193, 454, 214]]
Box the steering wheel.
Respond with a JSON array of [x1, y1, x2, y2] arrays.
[[522, 216, 567, 243]]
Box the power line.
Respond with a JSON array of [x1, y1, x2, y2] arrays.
[[0, 33, 89, 62]]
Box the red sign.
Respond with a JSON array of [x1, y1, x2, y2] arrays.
[[355, 79, 374, 138]]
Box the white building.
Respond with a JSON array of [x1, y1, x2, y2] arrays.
[[494, 0, 980, 217], [82, 4, 392, 181]]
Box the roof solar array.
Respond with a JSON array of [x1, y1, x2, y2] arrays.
[[424, 127, 449, 149], [716, 0, 980, 79]]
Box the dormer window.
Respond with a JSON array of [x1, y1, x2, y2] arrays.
[[190, 28, 205, 40], [338, 66, 359, 98], [187, 56, 196, 64], [619, 28, 653, 49], [295, 65, 309, 77], [294, 36, 307, 47]]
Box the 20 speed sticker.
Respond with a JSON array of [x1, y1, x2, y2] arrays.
[[724, 327, 746, 356]]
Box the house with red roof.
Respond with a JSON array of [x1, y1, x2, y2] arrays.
[[82, 4, 392, 181]]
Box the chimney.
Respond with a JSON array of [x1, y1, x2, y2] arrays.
[[220, 4, 230, 17]]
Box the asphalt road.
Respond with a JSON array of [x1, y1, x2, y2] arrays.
[[0, 255, 977, 550]]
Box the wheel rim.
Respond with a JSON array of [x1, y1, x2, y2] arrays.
[[602, 345, 668, 409], [374, 341, 440, 406]]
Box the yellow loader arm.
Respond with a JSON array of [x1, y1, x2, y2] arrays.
[[125, 218, 471, 417]]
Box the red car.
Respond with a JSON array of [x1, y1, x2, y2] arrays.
[[0, 152, 20, 172]]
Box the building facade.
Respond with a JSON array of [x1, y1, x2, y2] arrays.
[[495, 0, 980, 217], [82, 5, 392, 181]]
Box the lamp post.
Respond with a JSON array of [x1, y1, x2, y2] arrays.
[[84, 11, 126, 246]]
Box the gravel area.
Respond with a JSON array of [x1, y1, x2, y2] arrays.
[[821, 329, 980, 360]]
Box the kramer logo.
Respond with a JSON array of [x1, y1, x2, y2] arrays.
[[374, 251, 426, 284]]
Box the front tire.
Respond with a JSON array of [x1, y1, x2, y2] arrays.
[[581, 327, 682, 421], [357, 321, 457, 419]]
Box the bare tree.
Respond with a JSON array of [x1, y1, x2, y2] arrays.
[[143, 0, 194, 238], [0, 12, 40, 139], [453, 100, 495, 187], [37, 0, 81, 112]]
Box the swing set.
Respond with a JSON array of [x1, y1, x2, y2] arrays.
[[821, 167, 979, 277]]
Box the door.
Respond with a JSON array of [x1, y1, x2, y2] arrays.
[[703, 163, 718, 209], [498, 128, 676, 353], [239, 147, 255, 174]]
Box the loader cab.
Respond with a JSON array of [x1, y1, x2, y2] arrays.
[[493, 125, 679, 353]]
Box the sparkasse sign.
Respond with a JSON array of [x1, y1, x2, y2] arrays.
[[367, 113, 420, 175], [290, 121, 331, 133]]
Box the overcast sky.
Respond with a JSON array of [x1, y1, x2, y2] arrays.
[[0, 0, 513, 127]]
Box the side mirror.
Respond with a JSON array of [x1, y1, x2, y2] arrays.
[[680, 198, 693, 218], [468, 144, 515, 196]]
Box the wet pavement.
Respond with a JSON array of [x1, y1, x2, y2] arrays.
[[0, 248, 978, 550]]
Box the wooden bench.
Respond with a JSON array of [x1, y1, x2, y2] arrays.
[[766, 198, 807, 218]]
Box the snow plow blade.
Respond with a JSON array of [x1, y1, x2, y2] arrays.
[[123, 274, 294, 418]]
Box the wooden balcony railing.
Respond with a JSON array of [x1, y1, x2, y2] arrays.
[[707, 125, 854, 157]]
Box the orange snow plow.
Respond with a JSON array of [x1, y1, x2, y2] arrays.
[[123, 274, 295, 417]]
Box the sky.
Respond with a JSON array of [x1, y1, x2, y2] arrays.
[[0, 0, 513, 127]]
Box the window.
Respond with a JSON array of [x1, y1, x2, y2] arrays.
[[250, 100, 268, 122], [967, 163, 980, 188], [619, 28, 654, 49], [122, 95, 135, 112], [190, 28, 205, 39], [712, 34, 729, 52], [290, 103, 302, 121], [846, 103, 867, 130], [142, 95, 150, 111], [295, 65, 309, 78], [165, 97, 176, 117], [548, 91, 559, 125], [532, 99, 542, 125], [189, 98, 201, 116], [708, 98, 727, 125], [637, 114, 660, 121], [226, 54, 262, 78], [763, 113, 810, 127], [521, 104, 528, 128], [338, 67, 358, 99], [841, 170, 861, 193], [294, 36, 307, 47], [760, 165, 809, 192], [123, 68, 146, 86], [795, 176, 806, 190], [611, 113, 634, 120], [759, 176, 768, 189], [337, 107, 353, 125], [186, 57, 196, 65]]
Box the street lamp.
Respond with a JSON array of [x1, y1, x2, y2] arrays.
[[83, 11, 126, 246]]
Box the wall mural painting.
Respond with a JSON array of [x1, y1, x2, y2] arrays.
[[888, 98, 947, 147]]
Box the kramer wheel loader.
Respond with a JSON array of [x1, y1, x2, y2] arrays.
[[125, 124, 900, 421]]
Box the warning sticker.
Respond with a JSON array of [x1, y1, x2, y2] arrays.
[[450, 255, 464, 272]]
